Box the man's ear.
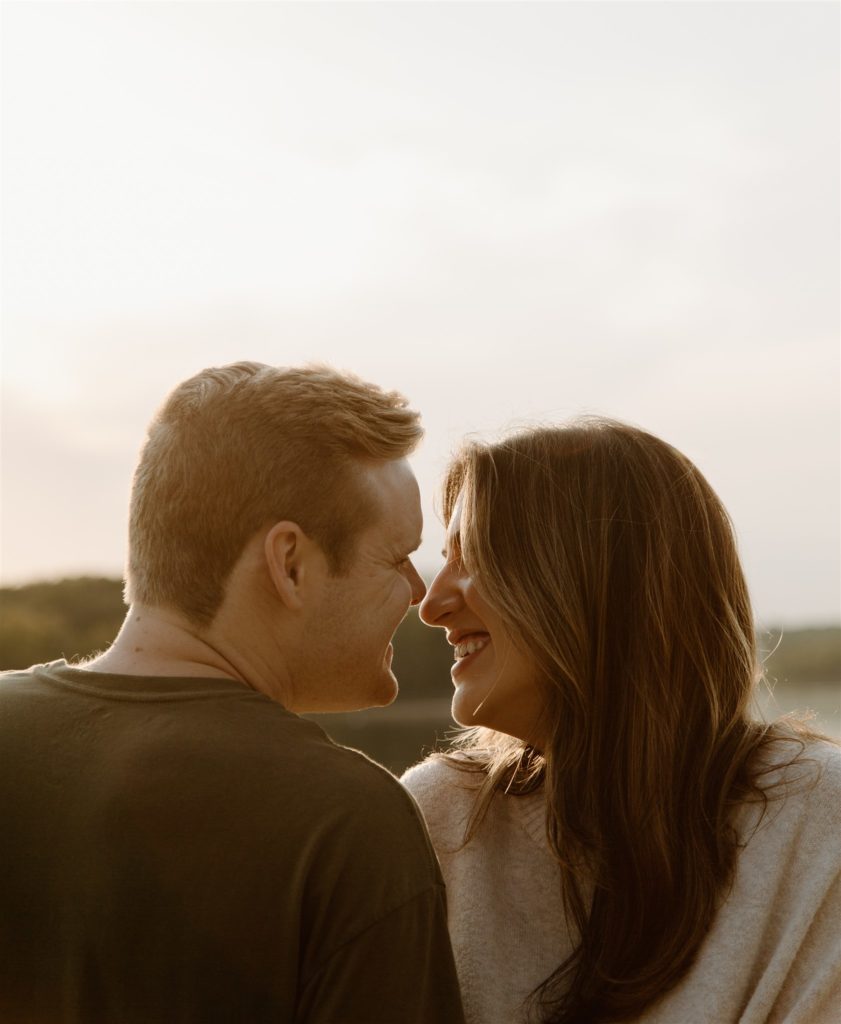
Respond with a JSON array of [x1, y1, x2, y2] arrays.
[[264, 521, 317, 612]]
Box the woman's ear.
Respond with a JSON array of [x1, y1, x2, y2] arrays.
[[264, 521, 312, 612]]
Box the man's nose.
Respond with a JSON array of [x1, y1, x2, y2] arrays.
[[408, 563, 427, 607]]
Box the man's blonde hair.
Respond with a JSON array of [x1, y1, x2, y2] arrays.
[[125, 362, 422, 625]]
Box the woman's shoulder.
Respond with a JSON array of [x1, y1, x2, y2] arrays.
[[758, 734, 841, 798], [791, 737, 841, 813], [802, 736, 841, 782], [401, 752, 485, 802], [400, 754, 486, 837], [746, 735, 841, 846]]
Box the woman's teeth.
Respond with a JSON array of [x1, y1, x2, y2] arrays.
[[454, 636, 490, 660]]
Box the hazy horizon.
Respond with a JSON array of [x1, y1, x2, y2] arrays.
[[2, 2, 839, 627]]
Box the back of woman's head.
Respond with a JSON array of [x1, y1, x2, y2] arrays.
[[444, 419, 781, 1022]]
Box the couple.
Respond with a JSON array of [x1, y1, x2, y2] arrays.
[[1, 362, 838, 1024]]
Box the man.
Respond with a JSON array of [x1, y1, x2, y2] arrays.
[[0, 363, 465, 1023]]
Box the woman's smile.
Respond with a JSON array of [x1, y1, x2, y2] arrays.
[[451, 633, 491, 678]]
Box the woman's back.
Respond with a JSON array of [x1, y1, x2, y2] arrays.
[[403, 737, 841, 1024]]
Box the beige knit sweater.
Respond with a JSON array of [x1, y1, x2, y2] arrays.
[[402, 739, 841, 1024]]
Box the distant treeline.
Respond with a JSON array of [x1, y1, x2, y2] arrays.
[[1, 577, 839, 692]]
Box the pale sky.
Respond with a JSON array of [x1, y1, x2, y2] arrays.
[[1, 1, 839, 627]]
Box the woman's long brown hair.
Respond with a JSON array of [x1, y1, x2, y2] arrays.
[[438, 419, 828, 1024]]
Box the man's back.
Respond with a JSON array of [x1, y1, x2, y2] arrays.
[[0, 661, 464, 1023]]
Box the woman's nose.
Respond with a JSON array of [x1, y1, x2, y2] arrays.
[[419, 563, 461, 626]]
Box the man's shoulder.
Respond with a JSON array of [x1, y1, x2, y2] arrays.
[[277, 738, 447, 900], [0, 664, 44, 686], [304, 731, 422, 815], [239, 721, 438, 867], [0, 662, 69, 705]]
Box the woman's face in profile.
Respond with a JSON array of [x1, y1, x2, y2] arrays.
[[420, 499, 547, 746]]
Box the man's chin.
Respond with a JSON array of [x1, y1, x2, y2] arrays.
[[302, 673, 398, 714], [356, 671, 399, 711]]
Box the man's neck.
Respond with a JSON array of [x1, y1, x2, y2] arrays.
[[82, 604, 247, 683], [83, 601, 296, 708]]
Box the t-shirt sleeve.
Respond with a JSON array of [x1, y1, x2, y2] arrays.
[[295, 882, 465, 1024]]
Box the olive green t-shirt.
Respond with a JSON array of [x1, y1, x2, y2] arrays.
[[0, 661, 465, 1024]]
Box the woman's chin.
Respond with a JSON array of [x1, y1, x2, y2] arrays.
[[451, 686, 486, 729], [451, 688, 544, 744]]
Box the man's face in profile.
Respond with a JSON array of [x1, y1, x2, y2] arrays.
[[293, 458, 426, 713]]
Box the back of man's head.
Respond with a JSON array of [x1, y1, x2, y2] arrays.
[[125, 362, 422, 626]]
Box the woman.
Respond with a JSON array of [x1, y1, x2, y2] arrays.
[[402, 419, 840, 1024]]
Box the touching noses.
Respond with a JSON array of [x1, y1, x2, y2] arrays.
[[419, 562, 462, 626]]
